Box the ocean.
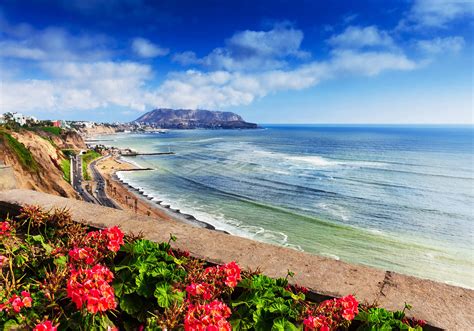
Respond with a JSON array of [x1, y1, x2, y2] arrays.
[[93, 125, 474, 288]]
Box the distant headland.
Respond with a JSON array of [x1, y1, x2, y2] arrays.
[[134, 108, 258, 129]]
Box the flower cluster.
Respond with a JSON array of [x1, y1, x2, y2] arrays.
[[67, 264, 117, 314], [84, 226, 124, 254], [0, 221, 11, 236], [184, 300, 232, 331], [69, 247, 97, 265], [33, 320, 58, 331], [203, 261, 242, 289], [0, 291, 33, 314], [303, 295, 359, 331], [186, 282, 215, 300]]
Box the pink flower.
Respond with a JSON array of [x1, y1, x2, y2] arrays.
[[69, 247, 97, 265], [21, 291, 32, 308], [33, 320, 57, 331], [0, 255, 8, 267], [222, 262, 241, 288]]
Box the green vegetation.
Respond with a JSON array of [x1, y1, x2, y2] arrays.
[[0, 130, 38, 172], [62, 149, 76, 157], [61, 158, 71, 183], [0, 206, 426, 330], [37, 126, 63, 136], [81, 150, 101, 180]]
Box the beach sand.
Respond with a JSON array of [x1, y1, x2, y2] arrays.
[[95, 155, 216, 229]]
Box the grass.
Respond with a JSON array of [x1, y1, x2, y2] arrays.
[[0, 130, 39, 172], [61, 158, 71, 183], [38, 126, 62, 136], [81, 150, 101, 180]]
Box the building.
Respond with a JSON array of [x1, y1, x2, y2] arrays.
[[51, 120, 62, 128]]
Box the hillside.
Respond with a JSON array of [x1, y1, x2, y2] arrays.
[[134, 108, 258, 129], [0, 128, 83, 198]]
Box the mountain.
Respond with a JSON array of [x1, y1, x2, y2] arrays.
[[134, 108, 258, 129]]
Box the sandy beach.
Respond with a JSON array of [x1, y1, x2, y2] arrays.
[[95, 155, 216, 229]]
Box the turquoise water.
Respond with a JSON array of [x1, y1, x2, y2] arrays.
[[94, 126, 474, 288]]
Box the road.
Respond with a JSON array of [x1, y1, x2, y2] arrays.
[[89, 156, 120, 209], [70, 153, 97, 204]]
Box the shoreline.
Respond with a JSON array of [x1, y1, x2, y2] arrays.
[[95, 154, 223, 232]]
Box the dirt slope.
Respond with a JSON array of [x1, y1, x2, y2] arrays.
[[0, 129, 80, 198]]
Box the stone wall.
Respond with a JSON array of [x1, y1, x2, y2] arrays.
[[0, 189, 472, 330]]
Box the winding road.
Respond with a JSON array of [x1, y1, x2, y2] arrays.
[[70, 152, 119, 209]]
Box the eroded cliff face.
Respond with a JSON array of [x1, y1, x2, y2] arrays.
[[0, 129, 80, 199], [51, 131, 86, 150], [77, 125, 117, 137]]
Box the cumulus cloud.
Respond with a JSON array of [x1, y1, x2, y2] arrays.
[[401, 0, 474, 29], [0, 20, 112, 61], [132, 37, 169, 57], [416, 36, 465, 54], [145, 49, 417, 110], [0, 61, 153, 112], [173, 24, 309, 71], [328, 26, 395, 49]]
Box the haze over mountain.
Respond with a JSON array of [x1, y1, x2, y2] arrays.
[[134, 109, 258, 129]]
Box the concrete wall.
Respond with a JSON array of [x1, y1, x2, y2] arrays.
[[0, 189, 472, 330], [0, 166, 17, 191]]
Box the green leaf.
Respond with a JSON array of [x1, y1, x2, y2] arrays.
[[154, 283, 174, 308], [3, 320, 19, 331], [119, 294, 143, 315], [54, 255, 67, 267], [271, 317, 298, 331]]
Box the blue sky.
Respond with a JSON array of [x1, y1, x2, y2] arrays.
[[0, 0, 472, 124]]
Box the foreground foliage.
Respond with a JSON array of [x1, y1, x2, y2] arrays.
[[0, 206, 426, 330]]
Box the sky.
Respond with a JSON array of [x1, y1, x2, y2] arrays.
[[0, 0, 472, 124]]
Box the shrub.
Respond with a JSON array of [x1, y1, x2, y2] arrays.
[[0, 206, 425, 330]]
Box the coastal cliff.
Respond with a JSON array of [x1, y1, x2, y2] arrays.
[[134, 108, 258, 129], [0, 128, 81, 198]]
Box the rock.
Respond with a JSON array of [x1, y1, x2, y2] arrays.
[[134, 108, 258, 129]]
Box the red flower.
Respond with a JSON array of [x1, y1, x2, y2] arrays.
[[102, 226, 124, 252], [9, 295, 23, 313], [67, 264, 116, 314], [339, 295, 358, 321], [33, 320, 57, 331], [0, 221, 11, 236], [186, 282, 215, 300], [185, 300, 232, 331], [303, 315, 330, 331], [222, 262, 241, 288], [69, 247, 97, 265]]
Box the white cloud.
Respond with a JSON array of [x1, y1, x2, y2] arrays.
[[172, 24, 309, 71], [0, 21, 112, 61], [132, 37, 169, 58], [402, 0, 474, 29], [0, 61, 153, 113], [329, 50, 417, 76], [328, 26, 395, 49], [0, 41, 46, 60], [145, 50, 417, 110], [416, 36, 465, 54]]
